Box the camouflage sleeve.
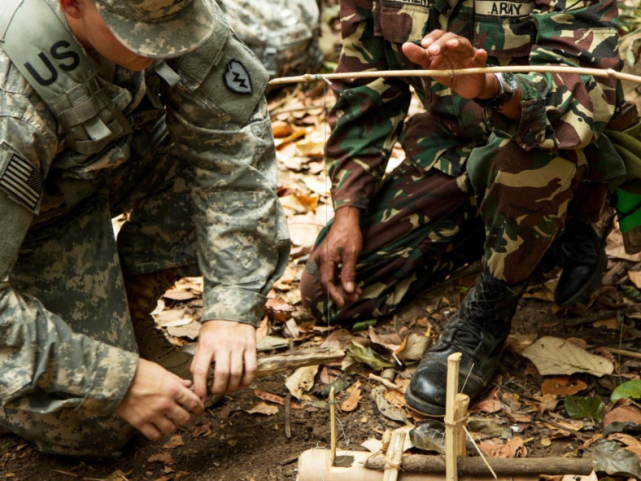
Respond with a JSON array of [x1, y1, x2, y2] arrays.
[[0, 111, 138, 416], [166, 33, 290, 328], [485, 0, 620, 150], [326, 0, 412, 211]]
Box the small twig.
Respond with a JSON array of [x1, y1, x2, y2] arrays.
[[280, 455, 299, 466], [369, 373, 402, 391], [535, 414, 591, 440], [270, 66, 641, 86], [603, 346, 641, 360], [445, 353, 462, 481], [52, 471, 78, 478], [285, 392, 292, 439], [563, 305, 639, 327], [462, 425, 498, 479]]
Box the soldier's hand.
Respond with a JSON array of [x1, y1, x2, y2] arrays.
[[191, 320, 257, 400], [312, 206, 363, 308], [117, 359, 204, 441], [402, 31, 492, 99]]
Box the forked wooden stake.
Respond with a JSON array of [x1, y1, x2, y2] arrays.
[[445, 353, 463, 481], [330, 386, 337, 465]]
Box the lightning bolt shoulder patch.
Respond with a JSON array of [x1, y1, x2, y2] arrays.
[[223, 60, 253, 95]]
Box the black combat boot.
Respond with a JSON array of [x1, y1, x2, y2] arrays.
[[405, 270, 524, 415], [542, 219, 606, 307]]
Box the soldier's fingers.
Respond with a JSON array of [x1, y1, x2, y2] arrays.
[[340, 249, 358, 294], [226, 350, 244, 393], [154, 416, 178, 435], [212, 349, 231, 395], [421, 30, 445, 47], [175, 383, 205, 415], [327, 282, 346, 308], [167, 404, 192, 427], [474, 49, 488, 66], [402, 42, 432, 69], [139, 423, 163, 441], [241, 340, 257, 388], [190, 347, 214, 401]]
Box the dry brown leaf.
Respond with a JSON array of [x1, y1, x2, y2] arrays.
[[167, 321, 201, 340], [163, 435, 184, 449], [175, 472, 191, 481], [593, 318, 620, 330], [148, 452, 175, 464], [479, 436, 527, 458], [396, 333, 431, 361], [295, 138, 324, 158], [192, 422, 212, 438], [472, 387, 505, 414], [603, 404, 641, 428], [384, 389, 408, 409], [541, 377, 588, 396], [265, 298, 294, 322], [522, 336, 613, 377], [320, 367, 338, 384], [340, 382, 362, 412], [285, 365, 318, 399], [507, 333, 538, 355], [272, 120, 293, 138], [536, 393, 559, 413], [254, 389, 304, 409], [153, 477, 171, 481], [609, 433, 641, 448], [246, 402, 279, 416], [368, 326, 403, 351], [629, 270, 641, 289], [163, 289, 196, 302]]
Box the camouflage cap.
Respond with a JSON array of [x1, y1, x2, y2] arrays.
[[95, 0, 217, 59]]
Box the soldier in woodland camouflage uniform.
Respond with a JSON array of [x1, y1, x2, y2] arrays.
[[301, 0, 625, 414], [0, 0, 289, 455]]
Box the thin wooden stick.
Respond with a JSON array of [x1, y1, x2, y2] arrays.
[[455, 393, 469, 458], [445, 352, 463, 481], [256, 348, 345, 378], [269, 66, 641, 86], [330, 386, 337, 465], [383, 431, 407, 481], [603, 346, 641, 360]]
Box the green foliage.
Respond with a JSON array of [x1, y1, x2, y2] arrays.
[[346, 342, 394, 371], [611, 379, 641, 403], [620, 1, 641, 35], [564, 396, 606, 421], [621, 284, 641, 302]]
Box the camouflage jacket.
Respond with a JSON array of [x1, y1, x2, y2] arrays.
[[0, 0, 289, 415], [327, 0, 624, 210]]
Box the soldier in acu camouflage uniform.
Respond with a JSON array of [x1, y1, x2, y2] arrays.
[[300, 0, 625, 414], [0, 0, 289, 456]]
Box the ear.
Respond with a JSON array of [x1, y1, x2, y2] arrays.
[[59, 0, 83, 19]]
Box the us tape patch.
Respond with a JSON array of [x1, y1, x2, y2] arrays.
[[475, 0, 533, 16], [0, 154, 43, 211], [223, 60, 253, 95]]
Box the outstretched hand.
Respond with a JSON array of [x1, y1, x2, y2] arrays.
[[402, 30, 493, 100]]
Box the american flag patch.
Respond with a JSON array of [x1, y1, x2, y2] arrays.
[[0, 154, 44, 212]]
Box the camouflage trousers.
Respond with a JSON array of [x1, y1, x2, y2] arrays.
[[0, 141, 201, 456], [301, 135, 606, 323]]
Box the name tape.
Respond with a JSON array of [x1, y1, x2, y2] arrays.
[[475, 0, 533, 17]]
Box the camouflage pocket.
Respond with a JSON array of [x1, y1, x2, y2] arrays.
[[473, 0, 536, 58], [378, 0, 430, 44]]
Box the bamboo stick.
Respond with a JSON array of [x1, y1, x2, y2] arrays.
[[455, 393, 470, 458], [383, 431, 406, 481], [445, 353, 463, 481], [330, 386, 337, 465], [269, 66, 641, 86]]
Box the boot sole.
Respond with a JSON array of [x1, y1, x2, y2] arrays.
[[405, 387, 446, 416]]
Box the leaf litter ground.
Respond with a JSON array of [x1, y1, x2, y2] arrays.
[[3, 19, 641, 481]]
